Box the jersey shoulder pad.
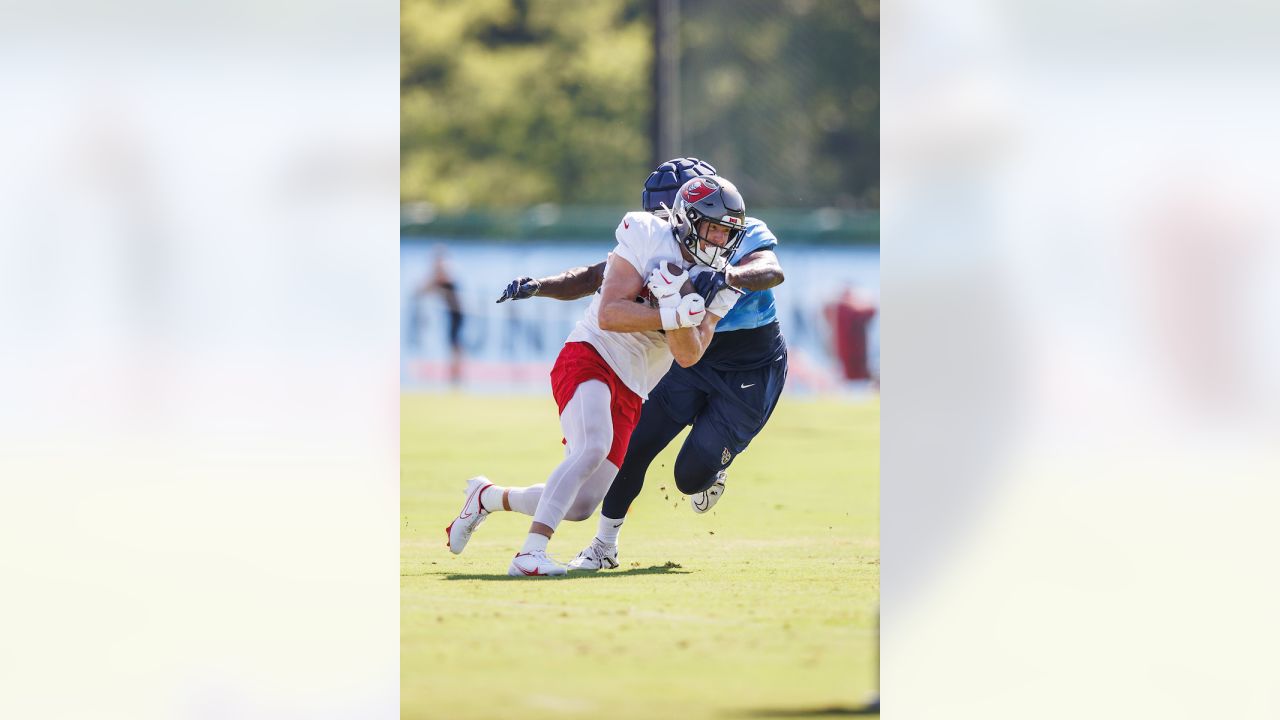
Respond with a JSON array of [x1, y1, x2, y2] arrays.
[[613, 211, 667, 273], [743, 217, 778, 249], [729, 217, 777, 265], [615, 211, 664, 238]]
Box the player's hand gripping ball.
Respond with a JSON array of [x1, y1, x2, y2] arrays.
[[647, 262, 694, 309], [674, 292, 706, 328]]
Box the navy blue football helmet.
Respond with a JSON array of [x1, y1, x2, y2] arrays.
[[641, 157, 717, 212]]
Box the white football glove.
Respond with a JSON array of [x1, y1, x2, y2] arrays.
[[706, 285, 743, 318], [647, 265, 689, 309], [660, 293, 706, 330]]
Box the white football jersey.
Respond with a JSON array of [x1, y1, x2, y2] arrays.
[[565, 211, 691, 400]]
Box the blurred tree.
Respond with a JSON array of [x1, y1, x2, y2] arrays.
[[678, 0, 879, 209], [402, 0, 652, 209], [401, 0, 878, 212]]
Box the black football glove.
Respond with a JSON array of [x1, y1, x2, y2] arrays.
[[691, 269, 732, 299], [496, 276, 540, 303]]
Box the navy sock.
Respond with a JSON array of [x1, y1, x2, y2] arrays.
[[600, 403, 685, 519]]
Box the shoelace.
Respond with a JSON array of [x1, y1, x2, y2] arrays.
[[574, 544, 602, 562]]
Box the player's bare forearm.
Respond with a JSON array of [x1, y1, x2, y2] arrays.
[[667, 327, 703, 367], [597, 255, 663, 332], [667, 315, 718, 367], [535, 262, 606, 301], [598, 298, 663, 332], [726, 249, 785, 291]]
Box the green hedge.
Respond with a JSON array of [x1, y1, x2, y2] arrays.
[[400, 205, 878, 245]]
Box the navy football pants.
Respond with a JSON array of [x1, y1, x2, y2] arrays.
[[600, 350, 787, 518]]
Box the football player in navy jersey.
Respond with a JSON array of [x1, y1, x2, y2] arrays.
[[495, 158, 788, 570]]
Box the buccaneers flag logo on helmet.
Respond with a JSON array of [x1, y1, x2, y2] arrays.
[[681, 178, 717, 203]]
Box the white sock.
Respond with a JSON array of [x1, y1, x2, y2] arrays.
[[506, 485, 544, 516], [519, 532, 549, 554], [596, 514, 623, 545], [479, 484, 506, 512]]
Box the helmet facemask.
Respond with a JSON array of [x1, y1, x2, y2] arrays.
[[681, 209, 745, 271]]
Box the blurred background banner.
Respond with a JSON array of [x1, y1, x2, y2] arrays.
[[402, 240, 878, 392], [401, 0, 881, 394]]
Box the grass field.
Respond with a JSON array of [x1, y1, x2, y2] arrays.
[[402, 392, 879, 720]]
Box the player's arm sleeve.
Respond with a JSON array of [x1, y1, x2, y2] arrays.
[[739, 220, 778, 255]]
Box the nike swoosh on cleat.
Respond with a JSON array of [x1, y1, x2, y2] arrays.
[[456, 483, 487, 520], [513, 553, 546, 576], [740, 383, 755, 389]]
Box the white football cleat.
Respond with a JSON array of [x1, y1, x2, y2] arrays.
[[567, 538, 619, 571], [507, 549, 567, 577], [691, 470, 727, 514], [444, 476, 494, 554]]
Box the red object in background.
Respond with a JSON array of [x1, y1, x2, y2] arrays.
[[824, 288, 877, 381]]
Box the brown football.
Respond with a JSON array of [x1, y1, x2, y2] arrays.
[[664, 261, 696, 297]]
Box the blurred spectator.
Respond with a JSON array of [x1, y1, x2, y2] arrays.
[[824, 285, 878, 382], [417, 245, 465, 385]]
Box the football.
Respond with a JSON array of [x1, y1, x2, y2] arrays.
[[645, 261, 696, 308], [664, 261, 696, 297]]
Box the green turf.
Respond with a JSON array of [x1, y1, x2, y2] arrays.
[[402, 392, 879, 720]]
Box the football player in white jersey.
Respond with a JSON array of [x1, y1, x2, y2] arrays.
[[445, 176, 749, 577], [495, 158, 788, 572]]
